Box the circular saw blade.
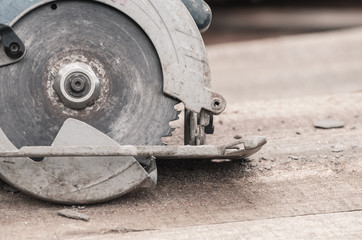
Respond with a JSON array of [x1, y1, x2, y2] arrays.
[[0, 1, 178, 150]]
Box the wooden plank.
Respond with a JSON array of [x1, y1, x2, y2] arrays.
[[65, 211, 362, 240]]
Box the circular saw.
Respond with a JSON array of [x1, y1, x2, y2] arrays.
[[0, 0, 266, 204]]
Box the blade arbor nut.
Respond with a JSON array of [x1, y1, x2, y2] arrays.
[[53, 62, 101, 110]]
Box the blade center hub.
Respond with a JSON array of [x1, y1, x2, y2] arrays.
[[53, 62, 101, 110]]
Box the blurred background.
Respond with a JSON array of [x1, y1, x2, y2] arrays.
[[203, 0, 362, 45], [202, 0, 362, 103]]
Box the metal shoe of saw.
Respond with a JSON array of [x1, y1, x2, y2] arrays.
[[0, 0, 266, 204]]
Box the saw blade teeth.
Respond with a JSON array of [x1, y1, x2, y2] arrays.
[[166, 128, 176, 137], [175, 110, 182, 120], [164, 125, 176, 138], [161, 102, 182, 138]]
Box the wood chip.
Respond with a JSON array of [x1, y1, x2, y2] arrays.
[[314, 120, 344, 129], [58, 209, 90, 222], [234, 135, 242, 140], [3, 184, 19, 193]]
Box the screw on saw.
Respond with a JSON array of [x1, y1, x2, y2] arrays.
[[211, 98, 223, 110], [51, 4, 58, 10], [71, 78, 84, 92], [9, 43, 20, 54], [0, 23, 25, 60], [66, 73, 91, 97]]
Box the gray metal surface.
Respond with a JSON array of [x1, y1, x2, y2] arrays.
[[0, 0, 225, 114], [0, 119, 156, 204], [1, 0, 213, 33], [0, 136, 267, 160], [0, 1, 178, 152]]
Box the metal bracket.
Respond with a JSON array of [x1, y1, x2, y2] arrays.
[[0, 118, 267, 160], [205, 114, 214, 134], [0, 23, 25, 67], [0, 138, 267, 160], [184, 109, 213, 145]]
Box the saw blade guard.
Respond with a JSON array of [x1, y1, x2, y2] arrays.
[[0, 0, 226, 114], [0, 119, 156, 204]]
